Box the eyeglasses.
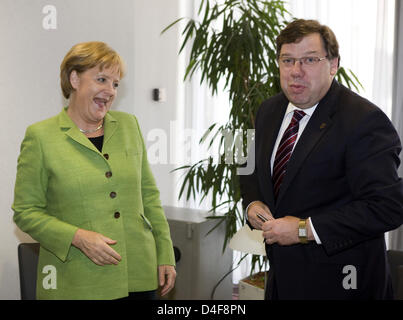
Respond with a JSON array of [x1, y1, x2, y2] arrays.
[[279, 56, 328, 68]]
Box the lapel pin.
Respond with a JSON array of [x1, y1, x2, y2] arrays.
[[320, 123, 327, 129]]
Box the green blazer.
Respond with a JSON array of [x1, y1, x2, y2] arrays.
[[12, 108, 175, 299]]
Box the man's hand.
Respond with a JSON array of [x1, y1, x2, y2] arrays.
[[158, 265, 176, 296], [262, 216, 300, 245], [247, 201, 274, 230], [72, 228, 122, 266]]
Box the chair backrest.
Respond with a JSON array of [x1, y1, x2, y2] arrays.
[[387, 249, 403, 300], [397, 265, 403, 300], [18, 242, 40, 300]]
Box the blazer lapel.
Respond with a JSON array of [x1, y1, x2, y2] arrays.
[[259, 97, 288, 207], [102, 112, 118, 149], [58, 108, 98, 154], [275, 81, 340, 206], [58, 107, 118, 154]]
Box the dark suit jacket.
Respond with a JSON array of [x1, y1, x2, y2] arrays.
[[240, 80, 403, 299]]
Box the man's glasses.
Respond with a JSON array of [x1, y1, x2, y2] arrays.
[[279, 56, 328, 68]]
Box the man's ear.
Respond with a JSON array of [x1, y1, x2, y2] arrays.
[[70, 70, 80, 90], [330, 57, 339, 76]]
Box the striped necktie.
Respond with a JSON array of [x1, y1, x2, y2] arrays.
[[272, 110, 306, 198]]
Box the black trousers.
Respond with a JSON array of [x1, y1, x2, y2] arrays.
[[117, 290, 158, 300]]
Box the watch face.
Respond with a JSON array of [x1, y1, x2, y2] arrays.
[[299, 228, 307, 237]]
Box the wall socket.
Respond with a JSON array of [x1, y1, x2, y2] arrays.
[[152, 88, 167, 102]]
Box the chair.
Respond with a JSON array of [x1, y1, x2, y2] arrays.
[[387, 250, 403, 300], [173, 245, 181, 263], [17, 242, 40, 300]]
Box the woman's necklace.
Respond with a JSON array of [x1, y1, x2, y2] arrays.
[[79, 122, 103, 134]]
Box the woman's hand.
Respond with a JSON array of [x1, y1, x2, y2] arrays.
[[158, 265, 176, 296], [71, 228, 122, 266]]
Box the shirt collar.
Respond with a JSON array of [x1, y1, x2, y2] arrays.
[[285, 102, 318, 118]]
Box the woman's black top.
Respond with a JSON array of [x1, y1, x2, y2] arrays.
[[88, 135, 104, 152]]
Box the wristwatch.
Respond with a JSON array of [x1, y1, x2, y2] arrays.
[[298, 219, 308, 244]]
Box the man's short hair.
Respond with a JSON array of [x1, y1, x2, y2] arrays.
[[276, 19, 340, 65]]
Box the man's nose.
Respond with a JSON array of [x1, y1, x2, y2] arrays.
[[290, 60, 304, 76]]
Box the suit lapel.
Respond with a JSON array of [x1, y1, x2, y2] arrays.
[[275, 81, 340, 206], [259, 97, 288, 207], [58, 107, 118, 154], [102, 112, 118, 149]]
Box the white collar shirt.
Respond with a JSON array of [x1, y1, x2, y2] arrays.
[[270, 102, 318, 174]]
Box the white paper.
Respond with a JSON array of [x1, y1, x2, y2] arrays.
[[229, 225, 266, 256]]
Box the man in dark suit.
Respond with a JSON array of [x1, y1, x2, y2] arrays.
[[240, 19, 403, 299]]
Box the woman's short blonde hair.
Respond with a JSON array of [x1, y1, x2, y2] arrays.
[[60, 41, 126, 99]]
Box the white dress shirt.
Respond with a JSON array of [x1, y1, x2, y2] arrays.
[[270, 103, 317, 174]]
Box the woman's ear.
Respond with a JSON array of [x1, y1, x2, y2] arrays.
[[69, 70, 80, 90]]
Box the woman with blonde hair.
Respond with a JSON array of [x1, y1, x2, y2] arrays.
[[13, 41, 176, 300]]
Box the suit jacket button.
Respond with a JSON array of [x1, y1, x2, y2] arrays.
[[110, 191, 117, 198], [103, 153, 109, 160], [114, 212, 120, 219], [105, 171, 112, 178]]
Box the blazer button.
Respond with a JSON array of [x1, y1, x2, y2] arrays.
[[110, 191, 117, 198], [105, 171, 112, 178], [114, 212, 120, 219], [103, 153, 109, 160]]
